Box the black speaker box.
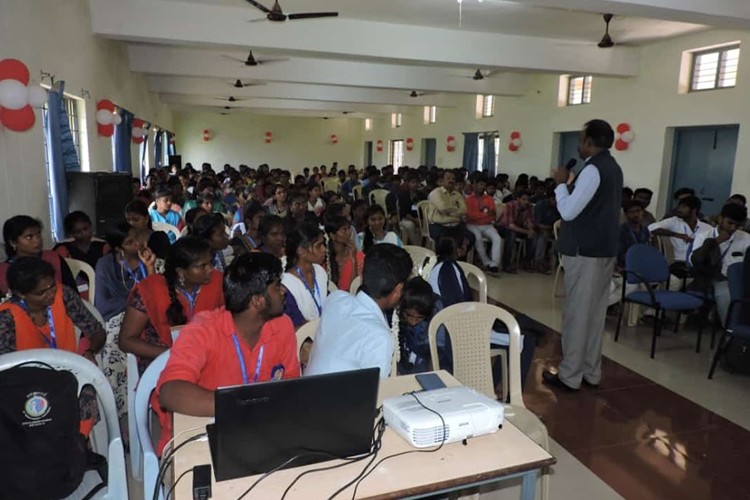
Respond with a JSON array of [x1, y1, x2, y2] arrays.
[[67, 172, 133, 238]]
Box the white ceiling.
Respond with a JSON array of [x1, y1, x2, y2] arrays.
[[87, 0, 748, 118]]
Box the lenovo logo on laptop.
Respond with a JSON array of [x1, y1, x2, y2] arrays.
[[237, 396, 270, 406]]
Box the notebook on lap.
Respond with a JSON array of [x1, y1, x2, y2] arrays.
[[207, 367, 380, 482]]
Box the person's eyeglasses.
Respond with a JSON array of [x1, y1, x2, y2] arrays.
[[30, 283, 56, 297]]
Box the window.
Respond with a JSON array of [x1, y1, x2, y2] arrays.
[[424, 105, 437, 124], [365, 118, 373, 131], [476, 134, 500, 171], [389, 139, 404, 170], [391, 113, 402, 128], [567, 75, 593, 105], [477, 95, 495, 118], [690, 45, 740, 91]]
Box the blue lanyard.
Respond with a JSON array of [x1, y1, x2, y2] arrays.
[[179, 286, 200, 320], [295, 266, 322, 315], [715, 228, 735, 261], [245, 234, 258, 250], [20, 300, 56, 349], [121, 259, 147, 284], [231, 334, 264, 385], [214, 252, 226, 271]]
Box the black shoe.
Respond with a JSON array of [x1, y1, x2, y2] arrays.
[[488, 266, 500, 274], [581, 378, 600, 389], [542, 369, 579, 392]]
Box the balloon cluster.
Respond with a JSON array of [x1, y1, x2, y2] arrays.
[[508, 131, 523, 152], [96, 99, 121, 137], [615, 123, 635, 151], [406, 137, 414, 151], [330, 134, 338, 144], [0, 59, 46, 132], [446, 135, 456, 153], [132, 118, 148, 144]]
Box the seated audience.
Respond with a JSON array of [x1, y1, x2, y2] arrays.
[[325, 215, 364, 292], [498, 190, 535, 273], [465, 173, 502, 274], [192, 213, 231, 272], [307, 184, 325, 217], [0, 215, 77, 296], [125, 200, 171, 261], [282, 223, 329, 327], [351, 199, 368, 234], [306, 243, 412, 378], [230, 201, 264, 256], [53, 211, 110, 267], [341, 168, 360, 198], [259, 215, 287, 260], [284, 191, 317, 232], [533, 190, 560, 274], [118, 237, 224, 373], [264, 184, 288, 217], [356, 204, 403, 252], [148, 186, 184, 241], [618, 200, 651, 270], [662, 187, 697, 220], [427, 170, 472, 257], [632, 188, 657, 226], [156, 253, 299, 453], [690, 203, 750, 325]]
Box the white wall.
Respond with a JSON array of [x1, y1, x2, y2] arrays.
[[0, 0, 172, 241], [173, 111, 363, 174]]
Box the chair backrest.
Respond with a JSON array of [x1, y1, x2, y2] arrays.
[[369, 189, 398, 220], [552, 219, 561, 240], [624, 244, 670, 284], [135, 350, 171, 500], [428, 302, 523, 404], [75, 300, 105, 350], [727, 262, 745, 327], [64, 258, 96, 304], [0, 349, 128, 498], [352, 185, 364, 200], [230, 222, 246, 237], [457, 261, 487, 303], [152, 222, 181, 241], [403, 245, 436, 278], [322, 177, 341, 193], [327, 280, 338, 294], [296, 318, 319, 354], [349, 275, 362, 294], [417, 200, 433, 232]]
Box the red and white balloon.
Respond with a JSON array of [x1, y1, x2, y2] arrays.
[[330, 134, 338, 144], [131, 118, 147, 144], [204, 129, 212, 142], [508, 131, 523, 152], [376, 140, 383, 152], [406, 137, 414, 151], [96, 100, 116, 137], [0, 58, 42, 132], [615, 123, 635, 151], [446, 135, 456, 153], [265, 131, 272, 144]]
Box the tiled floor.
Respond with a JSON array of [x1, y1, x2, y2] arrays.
[[488, 271, 750, 500]]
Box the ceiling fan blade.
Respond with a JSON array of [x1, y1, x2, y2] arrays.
[[256, 57, 288, 65], [244, 0, 272, 14], [220, 54, 247, 63], [287, 12, 339, 20]]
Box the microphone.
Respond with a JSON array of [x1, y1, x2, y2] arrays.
[[564, 158, 577, 170]]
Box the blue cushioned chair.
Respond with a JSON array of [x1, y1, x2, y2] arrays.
[[708, 263, 750, 379], [615, 244, 704, 358]]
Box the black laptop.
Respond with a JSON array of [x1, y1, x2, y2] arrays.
[[207, 368, 380, 482]]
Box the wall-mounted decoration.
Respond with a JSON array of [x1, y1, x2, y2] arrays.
[[131, 118, 147, 144], [376, 139, 383, 152], [615, 123, 635, 151], [331, 134, 338, 144], [446, 135, 456, 153], [0, 58, 38, 132], [406, 137, 414, 151], [265, 131, 272, 144], [203, 129, 211, 142], [96, 99, 116, 137], [508, 130, 523, 152]]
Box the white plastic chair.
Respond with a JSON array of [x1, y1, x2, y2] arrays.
[[135, 350, 171, 500], [349, 275, 362, 294], [65, 258, 96, 304], [126, 326, 181, 482], [416, 200, 436, 250], [152, 222, 181, 242], [352, 185, 363, 201], [427, 303, 550, 500], [552, 220, 564, 298], [403, 245, 436, 278], [230, 222, 246, 237], [0, 349, 128, 500], [322, 177, 341, 193], [368, 188, 400, 223], [457, 261, 487, 304]]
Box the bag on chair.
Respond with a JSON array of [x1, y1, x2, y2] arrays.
[[0, 362, 88, 500], [724, 339, 750, 375]]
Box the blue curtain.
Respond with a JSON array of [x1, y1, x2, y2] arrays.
[[154, 129, 163, 170], [167, 131, 176, 156], [481, 133, 496, 177], [44, 81, 81, 241], [462, 132, 479, 173], [113, 108, 134, 173], [139, 134, 148, 184]]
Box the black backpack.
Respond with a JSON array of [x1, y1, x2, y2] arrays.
[[0, 362, 99, 500]]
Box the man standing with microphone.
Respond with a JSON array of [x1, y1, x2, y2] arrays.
[[543, 120, 623, 391]]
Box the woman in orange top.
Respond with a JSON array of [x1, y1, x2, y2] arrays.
[[325, 215, 364, 291], [118, 237, 224, 373]]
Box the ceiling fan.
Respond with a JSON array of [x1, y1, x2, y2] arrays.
[[598, 14, 615, 48], [221, 51, 287, 67], [471, 69, 486, 81], [409, 90, 436, 98], [229, 79, 263, 88], [245, 0, 338, 22], [211, 96, 248, 103]]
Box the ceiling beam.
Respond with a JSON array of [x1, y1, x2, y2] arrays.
[[145, 76, 454, 107], [90, 0, 639, 76], [514, 0, 750, 29], [129, 45, 530, 96]]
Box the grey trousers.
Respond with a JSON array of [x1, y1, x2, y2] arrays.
[[559, 255, 616, 388]]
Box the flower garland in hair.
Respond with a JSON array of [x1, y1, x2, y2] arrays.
[[322, 230, 334, 292], [391, 308, 400, 363]]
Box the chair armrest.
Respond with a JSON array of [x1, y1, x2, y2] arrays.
[[621, 270, 659, 304]]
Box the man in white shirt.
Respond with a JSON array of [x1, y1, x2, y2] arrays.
[[690, 203, 750, 325], [648, 196, 712, 263], [305, 243, 412, 379]]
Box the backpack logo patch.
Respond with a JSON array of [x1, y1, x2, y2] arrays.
[[23, 392, 52, 425]]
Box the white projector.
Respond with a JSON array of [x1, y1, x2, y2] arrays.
[[383, 386, 505, 448]]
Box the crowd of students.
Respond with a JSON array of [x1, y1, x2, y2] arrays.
[[1, 159, 748, 462]]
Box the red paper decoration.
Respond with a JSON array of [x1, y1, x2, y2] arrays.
[[376, 140, 383, 152], [406, 137, 414, 151], [446, 135, 456, 153], [331, 134, 338, 144], [0, 58, 35, 132], [615, 123, 635, 151], [203, 129, 211, 142]]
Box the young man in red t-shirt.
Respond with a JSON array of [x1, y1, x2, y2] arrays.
[[157, 253, 300, 441], [465, 173, 502, 274]]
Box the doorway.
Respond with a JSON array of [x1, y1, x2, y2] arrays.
[[558, 131, 582, 174], [363, 141, 373, 167], [669, 125, 739, 216], [421, 138, 437, 166]]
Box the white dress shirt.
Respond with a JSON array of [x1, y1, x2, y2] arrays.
[[554, 164, 600, 222], [690, 228, 750, 276], [647, 217, 712, 262], [305, 291, 393, 379]]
